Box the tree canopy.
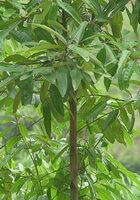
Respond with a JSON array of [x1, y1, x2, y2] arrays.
[[0, 0, 140, 200]]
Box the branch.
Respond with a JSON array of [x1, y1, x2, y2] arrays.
[[91, 94, 125, 102]]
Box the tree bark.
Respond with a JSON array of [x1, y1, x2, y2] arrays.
[[69, 95, 78, 200]]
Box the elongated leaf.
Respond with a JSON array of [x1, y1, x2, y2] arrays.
[[118, 61, 135, 90], [10, 28, 33, 44], [11, 178, 27, 193], [119, 104, 131, 130], [27, 42, 61, 52], [47, 97, 64, 123], [118, 50, 131, 90], [110, 0, 129, 17], [79, 97, 95, 118], [13, 91, 21, 113], [33, 2, 51, 24], [49, 84, 64, 117], [70, 68, 83, 91], [95, 185, 114, 200], [56, 67, 68, 97], [18, 124, 28, 139], [57, 0, 82, 24], [4, 54, 31, 63], [53, 144, 69, 163], [69, 45, 89, 62], [42, 100, 51, 137], [118, 50, 131, 68], [102, 109, 119, 131], [105, 44, 117, 63], [33, 24, 67, 44], [111, 11, 123, 38], [82, 0, 103, 17], [47, 20, 67, 32], [0, 20, 21, 39], [106, 156, 140, 185], [0, 73, 23, 90], [0, 63, 23, 72], [18, 75, 34, 106], [0, 148, 22, 169], [72, 21, 88, 43], [85, 101, 107, 120], [6, 136, 21, 153]]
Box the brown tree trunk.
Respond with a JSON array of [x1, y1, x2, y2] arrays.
[[69, 95, 78, 200]]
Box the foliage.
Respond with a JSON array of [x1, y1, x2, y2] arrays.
[[0, 0, 140, 199]]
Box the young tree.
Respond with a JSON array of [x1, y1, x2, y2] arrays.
[[0, 0, 140, 199]]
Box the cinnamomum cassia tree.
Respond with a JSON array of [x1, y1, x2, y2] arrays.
[[0, 0, 140, 199]]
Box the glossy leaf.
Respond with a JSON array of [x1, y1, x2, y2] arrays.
[[102, 109, 119, 131], [42, 100, 51, 137], [57, 0, 82, 24], [85, 101, 107, 120], [56, 67, 68, 97], [33, 24, 67, 44], [69, 45, 90, 62], [49, 84, 64, 117], [70, 68, 83, 91]]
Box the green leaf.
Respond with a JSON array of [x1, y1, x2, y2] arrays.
[[0, 63, 23, 72], [106, 155, 140, 185], [69, 45, 90, 62], [118, 61, 135, 90], [0, 148, 23, 169], [33, 24, 67, 44], [70, 68, 83, 91], [102, 110, 119, 131], [104, 77, 111, 91], [118, 50, 131, 90], [49, 84, 64, 117], [18, 75, 34, 106], [11, 177, 27, 193], [4, 54, 31, 63], [10, 28, 33, 44], [111, 11, 123, 38], [110, 0, 129, 17], [13, 91, 21, 113], [85, 101, 107, 120], [48, 97, 64, 123], [57, 0, 82, 24], [27, 42, 61, 52], [33, 2, 51, 24], [79, 97, 96, 118], [56, 67, 68, 97], [47, 20, 67, 32], [0, 17, 20, 30], [119, 104, 131, 131], [6, 136, 21, 153], [113, 119, 125, 144], [0, 19, 21, 39], [0, 73, 23, 90], [72, 21, 88, 43], [95, 185, 114, 200], [42, 100, 51, 137], [118, 50, 131, 68], [105, 44, 117, 63], [18, 124, 28, 139], [53, 144, 69, 163], [3, 8, 15, 18], [82, 0, 103, 17]]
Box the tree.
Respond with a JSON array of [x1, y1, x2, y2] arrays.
[[0, 0, 140, 199]]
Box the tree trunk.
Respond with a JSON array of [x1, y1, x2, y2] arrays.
[[69, 95, 78, 200]]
